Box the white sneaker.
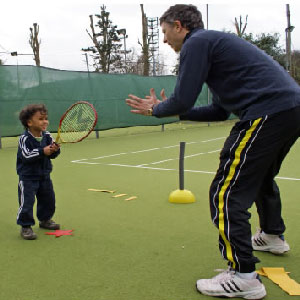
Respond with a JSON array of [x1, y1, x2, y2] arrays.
[[252, 229, 290, 254], [196, 268, 266, 299]]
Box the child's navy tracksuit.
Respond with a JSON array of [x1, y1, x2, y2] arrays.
[[16, 130, 60, 227]]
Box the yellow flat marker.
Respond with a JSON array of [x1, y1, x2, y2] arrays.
[[125, 196, 137, 201], [257, 267, 300, 295], [112, 194, 127, 198], [88, 189, 115, 193]]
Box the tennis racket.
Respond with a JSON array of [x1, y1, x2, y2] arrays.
[[55, 101, 98, 144]]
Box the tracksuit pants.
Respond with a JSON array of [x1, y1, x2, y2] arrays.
[[209, 106, 300, 273], [17, 176, 56, 227]]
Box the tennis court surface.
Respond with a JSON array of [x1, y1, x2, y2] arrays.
[[0, 121, 299, 300]]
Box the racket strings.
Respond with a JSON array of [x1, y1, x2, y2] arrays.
[[58, 103, 97, 143]]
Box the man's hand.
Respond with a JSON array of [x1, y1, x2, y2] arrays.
[[126, 88, 167, 115]]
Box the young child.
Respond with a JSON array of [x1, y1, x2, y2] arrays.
[[17, 104, 61, 240]]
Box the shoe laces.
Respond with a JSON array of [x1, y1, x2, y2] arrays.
[[211, 267, 235, 283], [23, 227, 33, 234], [253, 228, 263, 239]]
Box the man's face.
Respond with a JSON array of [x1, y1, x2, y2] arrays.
[[161, 21, 187, 53]]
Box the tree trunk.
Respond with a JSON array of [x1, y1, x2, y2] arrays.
[[29, 23, 41, 66], [140, 4, 149, 76]]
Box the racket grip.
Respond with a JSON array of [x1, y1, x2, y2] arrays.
[[179, 142, 185, 190]]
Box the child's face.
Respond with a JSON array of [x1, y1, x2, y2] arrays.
[[27, 111, 49, 134]]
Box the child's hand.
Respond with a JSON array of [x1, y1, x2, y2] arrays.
[[50, 142, 60, 151], [44, 143, 60, 156]]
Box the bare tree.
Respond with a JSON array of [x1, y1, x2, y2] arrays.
[[139, 4, 150, 76], [29, 23, 41, 66], [82, 5, 124, 73], [234, 15, 248, 38]]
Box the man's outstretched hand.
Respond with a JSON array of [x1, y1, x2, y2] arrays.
[[126, 88, 167, 115]]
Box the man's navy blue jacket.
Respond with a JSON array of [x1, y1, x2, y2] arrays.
[[153, 29, 300, 121], [17, 130, 60, 180]]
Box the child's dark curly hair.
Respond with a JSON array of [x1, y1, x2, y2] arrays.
[[160, 4, 204, 31], [19, 104, 48, 129]]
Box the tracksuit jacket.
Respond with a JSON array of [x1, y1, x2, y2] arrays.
[[17, 130, 60, 179]]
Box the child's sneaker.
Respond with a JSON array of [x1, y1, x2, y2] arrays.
[[39, 219, 60, 230], [196, 268, 266, 299], [20, 226, 37, 240], [252, 229, 290, 254]]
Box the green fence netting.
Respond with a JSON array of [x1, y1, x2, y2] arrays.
[[0, 65, 210, 138]]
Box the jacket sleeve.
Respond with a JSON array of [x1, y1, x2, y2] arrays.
[[49, 148, 61, 159], [18, 135, 44, 163], [179, 89, 230, 121], [179, 103, 230, 121], [153, 36, 211, 118]]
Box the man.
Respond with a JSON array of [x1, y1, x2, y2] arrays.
[[126, 4, 300, 299]]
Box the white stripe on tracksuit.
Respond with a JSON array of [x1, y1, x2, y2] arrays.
[[16, 180, 25, 221], [19, 135, 39, 159]]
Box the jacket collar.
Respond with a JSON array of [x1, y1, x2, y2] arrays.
[[183, 28, 205, 43]]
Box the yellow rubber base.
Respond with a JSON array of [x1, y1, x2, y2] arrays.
[[168, 189, 196, 204]]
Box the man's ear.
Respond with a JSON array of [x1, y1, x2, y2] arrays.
[[174, 20, 183, 32]]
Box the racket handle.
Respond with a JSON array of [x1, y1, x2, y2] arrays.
[[179, 142, 185, 190]]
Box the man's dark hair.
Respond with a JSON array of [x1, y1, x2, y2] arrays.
[[160, 4, 204, 31], [19, 104, 48, 129]]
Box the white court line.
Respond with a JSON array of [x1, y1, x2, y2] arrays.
[[131, 148, 160, 154], [185, 149, 221, 158], [105, 163, 216, 174], [161, 138, 225, 149], [84, 138, 226, 161], [71, 160, 300, 181], [92, 153, 127, 160], [202, 137, 226, 143], [276, 176, 300, 181], [72, 158, 88, 163], [137, 158, 175, 167], [70, 137, 299, 181], [137, 149, 222, 167]]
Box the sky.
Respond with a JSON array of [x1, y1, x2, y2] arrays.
[[1, 0, 300, 74]]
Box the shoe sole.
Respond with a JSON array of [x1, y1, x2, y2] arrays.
[[196, 284, 267, 299], [252, 245, 290, 254], [21, 234, 37, 240], [39, 225, 60, 230]]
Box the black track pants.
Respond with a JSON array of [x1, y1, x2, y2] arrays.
[[209, 106, 300, 273], [17, 177, 56, 227]]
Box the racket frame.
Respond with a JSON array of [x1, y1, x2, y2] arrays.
[[56, 100, 98, 144]]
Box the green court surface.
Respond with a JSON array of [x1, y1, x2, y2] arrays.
[[0, 121, 299, 300]]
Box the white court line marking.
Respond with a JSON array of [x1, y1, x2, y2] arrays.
[[137, 149, 222, 167], [161, 138, 225, 149], [106, 163, 216, 174], [77, 137, 226, 161], [72, 158, 88, 163], [202, 137, 226, 143], [71, 161, 300, 181], [73, 162, 100, 165], [185, 149, 221, 158], [92, 153, 127, 160], [79, 161, 300, 180], [276, 176, 300, 181], [131, 148, 160, 154], [70, 136, 299, 181]]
